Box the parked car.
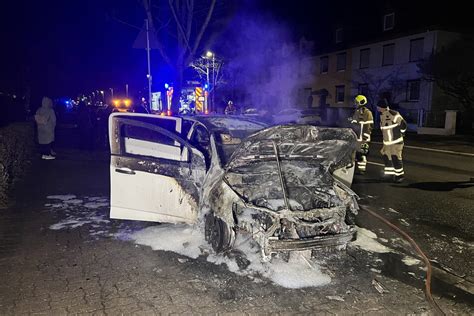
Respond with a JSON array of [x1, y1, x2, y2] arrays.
[[273, 108, 322, 125], [242, 108, 273, 124], [109, 113, 357, 260]]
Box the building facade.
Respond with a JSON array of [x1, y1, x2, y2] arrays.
[[291, 29, 461, 129]]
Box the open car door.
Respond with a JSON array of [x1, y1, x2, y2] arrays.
[[109, 113, 206, 224]]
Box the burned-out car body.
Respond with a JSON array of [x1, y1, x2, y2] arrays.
[[109, 113, 358, 259]]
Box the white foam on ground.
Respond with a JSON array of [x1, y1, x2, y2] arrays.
[[65, 199, 83, 204], [83, 202, 109, 209], [45, 195, 110, 233], [131, 224, 205, 259], [402, 256, 421, 266], [46, 194, 331, 289], [351, 227, 392, 253], [47, 195, 76, 201], [130, 224, 331, 289]]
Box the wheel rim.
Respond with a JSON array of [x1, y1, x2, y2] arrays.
[[205, 213, 230, 253]]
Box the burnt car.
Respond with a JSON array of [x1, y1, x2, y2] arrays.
[[109, 113, 358, 260]]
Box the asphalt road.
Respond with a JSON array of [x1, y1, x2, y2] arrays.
[[352, 142, 474, 307], [356, 142, 474, 238], [0, 129, 472, 314]]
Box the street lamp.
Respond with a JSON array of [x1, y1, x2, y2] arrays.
[[205, 51, 216, 112]]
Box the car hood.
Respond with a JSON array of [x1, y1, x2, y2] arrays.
[[224, 125, 357, 212]]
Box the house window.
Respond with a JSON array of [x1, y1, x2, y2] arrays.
[[409, 38, 424, 62], [407, 80, 421, 101], [382, 44, 395, 66], [320, 56, 328, 74], [335, 85, 345, 103], [383, 13, 395, 31], [336, 52, 346, 71], [359, 48, 370, 69], [335, 28, 343, 44], [358, 83, 369, 97]]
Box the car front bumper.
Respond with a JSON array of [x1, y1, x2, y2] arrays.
[[267, 229, 355, 252]]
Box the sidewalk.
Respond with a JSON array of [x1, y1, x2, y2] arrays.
[[371, 132, 474, 154]]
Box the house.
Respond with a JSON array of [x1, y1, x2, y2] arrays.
[[290, 6, 467, 132]]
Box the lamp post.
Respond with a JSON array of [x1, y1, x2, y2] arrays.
[[206, 51, 215, 112], [212, 53, 215, 113], [205, 51, 211, 90]]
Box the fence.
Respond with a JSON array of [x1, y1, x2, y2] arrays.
[[419, 110, 446, 128]]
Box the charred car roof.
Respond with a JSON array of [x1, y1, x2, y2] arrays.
[[182, 115, 268, 133]]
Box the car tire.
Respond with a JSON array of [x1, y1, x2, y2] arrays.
[[205, 212, 233, 253]]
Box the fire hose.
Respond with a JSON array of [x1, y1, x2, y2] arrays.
[[360, 204, 445, 315]]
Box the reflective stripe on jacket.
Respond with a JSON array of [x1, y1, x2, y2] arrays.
[[380, 109, 407, 145], [351, 106, 373, 142]]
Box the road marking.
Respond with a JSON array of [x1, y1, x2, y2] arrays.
[[372, 142, 474, 157], [367, 161, 384, 167]]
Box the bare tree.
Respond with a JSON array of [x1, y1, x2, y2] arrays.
[[418, 39, 474, 113], [352, 67, 405, 112], [141, 0, 217, 109], [189, 55, 225, 90]]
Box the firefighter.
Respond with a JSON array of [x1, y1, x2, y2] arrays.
[[225, 100, 236, 115], [377, 99, 407, 183], [350, 94, 374, 174]]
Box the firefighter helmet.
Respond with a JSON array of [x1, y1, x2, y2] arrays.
[[355, 95, 367, 106]]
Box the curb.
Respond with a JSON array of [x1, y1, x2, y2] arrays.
[[372, 142, 474, 157]]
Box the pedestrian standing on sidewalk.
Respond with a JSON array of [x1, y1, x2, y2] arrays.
[[34, 96, 56, 160], [350, 94, 374, 174], [377, 99, 407, 183]]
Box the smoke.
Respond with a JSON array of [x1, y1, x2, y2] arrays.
[[217, 10, 314, 113]]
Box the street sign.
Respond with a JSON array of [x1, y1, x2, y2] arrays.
[[151, 92, 162, 111]]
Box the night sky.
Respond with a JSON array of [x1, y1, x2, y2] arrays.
[[1, 0, 473, 102]]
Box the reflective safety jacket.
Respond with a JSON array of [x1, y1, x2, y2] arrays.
[[351, 106, 374, 142], [380, 109, 407, 145]]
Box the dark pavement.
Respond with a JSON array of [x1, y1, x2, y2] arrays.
[[0, 126, 473, 314]]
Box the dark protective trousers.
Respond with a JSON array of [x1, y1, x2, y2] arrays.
[[355, 151, 367, 173], [380, 143, 404, 178]]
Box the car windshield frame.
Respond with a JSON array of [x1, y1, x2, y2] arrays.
[[213, 127, 265, 166]]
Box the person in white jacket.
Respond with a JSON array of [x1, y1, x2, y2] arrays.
[[34, 97, 56, 160]]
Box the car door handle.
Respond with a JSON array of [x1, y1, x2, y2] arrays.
[[115, 168, 136, 175]]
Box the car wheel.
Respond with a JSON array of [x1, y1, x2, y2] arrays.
[[205, 212, 233, 253]]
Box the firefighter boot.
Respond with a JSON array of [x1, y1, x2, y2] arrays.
[[381, 155, 394, 181], [391, 155, 404, 183], [355, 152, 366, 175]]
